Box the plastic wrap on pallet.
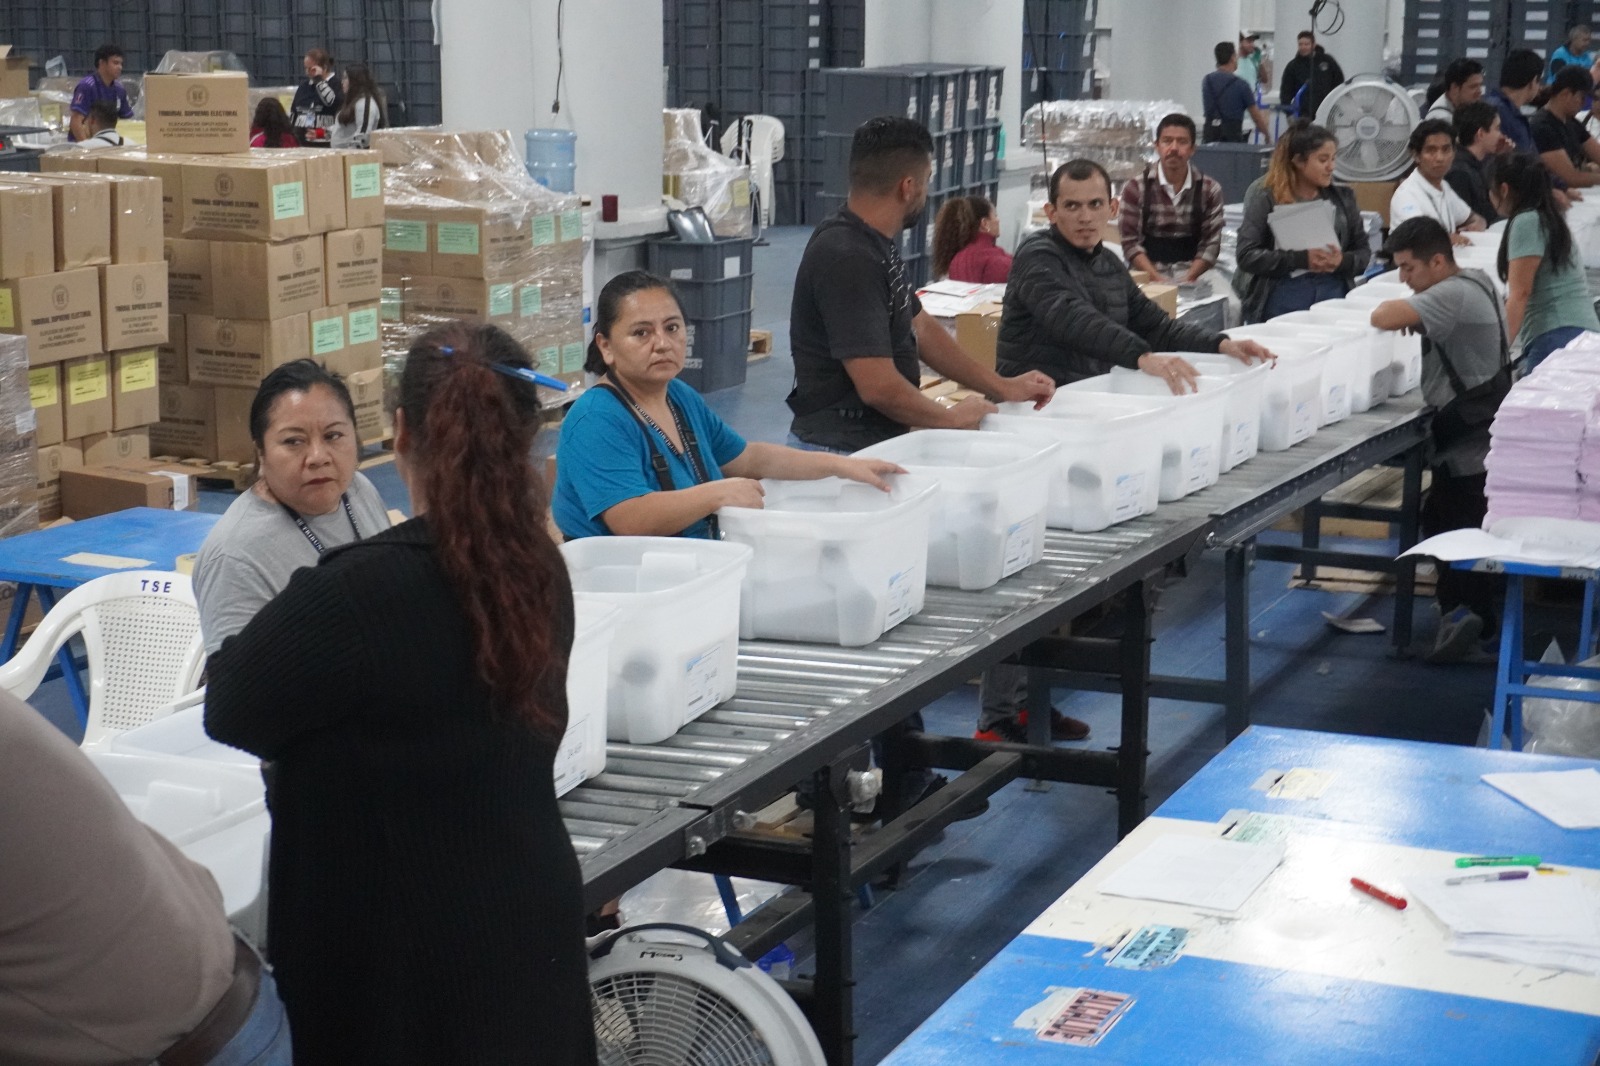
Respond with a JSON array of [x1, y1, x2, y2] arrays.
[[0, 97, 61, 148], [1022, 99, 1186, 182], [151, 51, 248, 75], [0, 335, 40, 539], [662, 109, 754, 239]]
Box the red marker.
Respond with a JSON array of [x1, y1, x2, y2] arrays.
[[1350, 877, 1407, 910]]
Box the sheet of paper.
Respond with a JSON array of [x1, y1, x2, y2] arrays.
[[1096, 835, 1285, 912], [1482, 769, 1600, 829], [61, 552, 154, 570], [1400, 525, 1600, 569], [1267, 200, 1338, 251]]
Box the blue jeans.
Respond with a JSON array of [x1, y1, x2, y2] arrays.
[[208, 968, 293, 1066], [1260, 272, 1347, 321], [1520, 325, 1590, 373], [785, 431, 847, 454]]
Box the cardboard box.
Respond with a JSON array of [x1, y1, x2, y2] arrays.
[[346, 366, 389, 442], [382, 207, 432, 275], [31, 171, 162, 264], [952, 302, 1002, 370], [254, 148, 346, 233], [28, 365, 61, 447], [35, 440, 82, 523], [404, 274, 518, 324], [427, 199, 533, 279], [342, 150, 384, 229], [308, 304, 347, 364], [100, 262, 169, 350], [158, 313, 187, 384], [0, 173, 112, 271], [62, 354, 114, 438], [150, 382, 254, 461], [209, 235, 325, 319], [163, 238, 212, 315], [0, 46, 31, 99], [187, 313, 311, 387], [1140, 281, 1178, 319], [60, 458, 198, 519], [142, 72, 250, 155], [0, 184, 54, 280], [324, 227, 382, 305], [183, 157, 311, 242], [342, 300, 382, 374], [112, 348, 160, 429], [98, 152, 189, 238], [81, 427, 151, 466], [1349, 180, 1399, 229], [39, 152, 100, 174], [0, 268, 103, 363]]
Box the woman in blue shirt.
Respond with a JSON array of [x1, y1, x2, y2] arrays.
[[555, 271, 903, 539]]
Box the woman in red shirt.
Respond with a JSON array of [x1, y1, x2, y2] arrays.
[[933, 195, 1013, 283], [250, 98, 300, 148]]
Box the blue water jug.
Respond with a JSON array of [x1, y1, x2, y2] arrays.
[[526, 128, 577, 193]]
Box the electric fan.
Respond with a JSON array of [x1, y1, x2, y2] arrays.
[[591, 923, 826, 1066], [1315, 74, 1421, 182]]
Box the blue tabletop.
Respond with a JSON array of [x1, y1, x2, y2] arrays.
[[0, 508, 220, 588]]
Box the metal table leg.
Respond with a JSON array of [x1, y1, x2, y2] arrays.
[[1301, 498, 1322, 585], [1224, 542, 1253, 740], [810, 763, 855, 1066], [1, 580, 32, 659], [1116, 581, 1153, 838], [1489, 573, 1522, 751], [34, 587, 88, 724], [1392, 447, 1424, 656]]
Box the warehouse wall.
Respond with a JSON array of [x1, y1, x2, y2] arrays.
[[930, 0, 1026, 170], [864, 0, 934, 66], [1107, 0, 1239, 117]]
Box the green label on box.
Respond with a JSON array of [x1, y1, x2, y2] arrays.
[[536, 345, 560, 375], [385, 220, 427, 253], [348, 162, 381, 199], [435, 222, 481, 256], [380, 286, 403, 321], [348, 307, 379, 344], [312, 316, 345, 355], [272, 181, 306, 220], [519, 284, 542, 317], [560, 342, 584, 374], [532, 215, 557, 246], [559, 209, 583, 242], [488, 284, 513, 317]]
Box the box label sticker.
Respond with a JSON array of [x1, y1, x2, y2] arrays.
[[536, 345, 560, 375], [685, 642, 722, 716], [1106, 925, 1187, 970], [1326, 384, 1347, 418], [28, 367, 57, 408], [15, 410, 34, 436], [885, 566, 918, 628], [532, 215, 557, 246], [154, 469, 191, 512], [272, 181, 306, 220], [519, 284, 542, 317], [67, 359, 108, 404], [561, 341, 584, 374], [1015, 987, 1133, 1048], [1113, 471, 1146, 521], [348, 307, 379, 345], [559, 209, 583, 242], [435, 222, 481, 256], [385, 220, 427, 253], [723, 255, 742, 280], [312, 316, 345, 355], [348, 161, 381, 199], [1002, 519, 1035, 576], [731, 180, 750, 208], [1186, 444, 1214, 490], [0, 289, 12, 329], [1292, 399, 1316, 442], [488, 283, 513, 318], [119, 350, 158, 392]]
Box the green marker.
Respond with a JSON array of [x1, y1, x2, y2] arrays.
[[1454, 855, 1541, 868]]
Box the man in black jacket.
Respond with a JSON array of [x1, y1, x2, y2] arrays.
[[1280, 30, 1345, 119], [996, 159, 1270, 393]]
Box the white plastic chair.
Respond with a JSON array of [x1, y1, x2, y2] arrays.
[[0, 571, 205, 746], [720, 115, 785, 229]]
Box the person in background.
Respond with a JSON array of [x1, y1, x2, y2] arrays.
[[1549, 24, 1596, 82], [932, 195, 1012, 282], [206, 323, 597, 1065], [77, 100, 126, 149], [1447, 101, 1509, 224], [67, 43, 133, 143], [331, 62, 386, 149], [289, 47, 343, 145], [1532, 65, 1600, 190], [1370, 218, 1508, 662], [1425, 57, 1486, 123], [250, 98, 300, 148], [554, 271, 903, 540], [787, 116, 1054, 454], [1280, 30, 1344, 119], [0, 691, 292, 1064], [194, 360, 389, 656], [1234, 120, 1371, 321], [1119, 113, 1228, 289], [1390, 118, 1485, 239], [1487, 48, 1547, 156], [1202, 41, 1271, 143], [1489, 152, 1600, 371], [1237, 31, 1270, 93]]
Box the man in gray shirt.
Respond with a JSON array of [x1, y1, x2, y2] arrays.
[[1370, 216, 1508, 662]]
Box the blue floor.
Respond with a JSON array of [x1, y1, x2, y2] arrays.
[[26, 227, 1572, 1063]]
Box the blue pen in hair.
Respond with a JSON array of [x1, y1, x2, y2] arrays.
[[438, 343, 568, 391]]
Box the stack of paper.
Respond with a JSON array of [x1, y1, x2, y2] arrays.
[[1407, 871, 1600, 976], [1096, 835, 1285, 912], [1485, 375, 1595, 524], [1482, 768, 1600, 829], [916, 280, 1006, 318], [1266, 199, 1338, 251]]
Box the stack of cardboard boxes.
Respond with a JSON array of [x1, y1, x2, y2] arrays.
[[373, 129, 586, 410]]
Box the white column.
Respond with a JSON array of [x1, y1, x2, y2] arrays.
[[1275, 0, 1387, 89], [865, 0, 933, 66], [438, 0, 665, 222], [930, 0, 1025, 157], [1109, 0, 1239, 119]]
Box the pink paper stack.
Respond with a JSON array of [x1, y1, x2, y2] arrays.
[[1484, 339, 1600, 526]]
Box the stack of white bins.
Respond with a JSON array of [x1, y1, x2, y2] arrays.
[[557, 600, 620, 795], [1062, 370, 1233, 497], [1302, 298, 1420, 398], [1220, 329, 1333, 448]]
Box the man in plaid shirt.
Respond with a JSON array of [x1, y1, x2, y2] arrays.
[[1118, 114, 1227, 284]]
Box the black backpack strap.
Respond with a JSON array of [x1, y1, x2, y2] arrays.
[[1430, 272, 1510, 397], [1140, 165, 1153, 239]]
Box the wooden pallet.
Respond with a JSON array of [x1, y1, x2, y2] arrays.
[[153, 456, 256, 491], [748, 329, 773, 365], [1273, 466, 1431, 540]]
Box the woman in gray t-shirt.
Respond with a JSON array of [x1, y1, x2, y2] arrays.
[[195, 361, 390, 655]]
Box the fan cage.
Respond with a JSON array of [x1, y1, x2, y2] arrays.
[[1320, 81, 1418, 182], [593, 970, 779, 1066]]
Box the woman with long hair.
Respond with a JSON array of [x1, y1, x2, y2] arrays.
[[1489, 152, 1600, 370], [932, 195, 1012, 282], [332, 62, 386, 148], [249, 97, 298, 148], [205, 323, 596, 1065], [1233, 119, 1370, 321]]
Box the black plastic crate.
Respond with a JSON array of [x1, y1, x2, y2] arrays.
[[669, 273, 755, 320], [648, 235, 757, 284], [819, 67, 930, 134], [681, 310, 752, 394], [817, 132, 853, 194], [932, 130, 964, 192]]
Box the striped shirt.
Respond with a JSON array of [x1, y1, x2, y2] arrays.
[[1118, 164, 1226, 268]]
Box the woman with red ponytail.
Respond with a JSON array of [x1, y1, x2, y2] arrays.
[[205, 323, 595, 1065]]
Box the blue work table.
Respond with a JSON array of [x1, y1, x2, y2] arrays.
[[881, 727, 1600, 1065]]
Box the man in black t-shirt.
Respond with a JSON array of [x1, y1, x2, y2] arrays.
[[787, 117, 1054, 453], [1532, 65, 1600, 189], [1446, 101, 1508, 224]]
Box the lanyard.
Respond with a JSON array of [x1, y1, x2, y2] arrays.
[[283, 494, 361, 555], [601, 377, 720, 538]]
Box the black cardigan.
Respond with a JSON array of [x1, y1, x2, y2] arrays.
[[206, 517, 596, 1066]]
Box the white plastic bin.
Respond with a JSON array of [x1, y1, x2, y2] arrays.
[[558, 600, 619, 795], [718, 475, 938, 646], [1303, 300, 1419, 397], [562, 537, 752, 745], [984, 394, 1164, 531], [1162, 356, 1271, 471], [854, 431, 1058, 590], [1228, 323, 1351, 425], [111, 704, 258, 768], [1062, 372, 1229, 499], [1272, 311, 1392, 414], [1220, 331, 1330, 450]]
